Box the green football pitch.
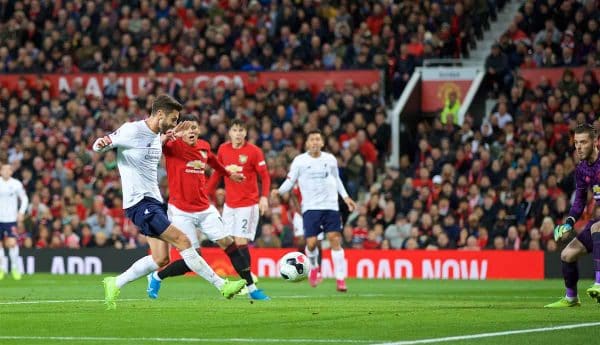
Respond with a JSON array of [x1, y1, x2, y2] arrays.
[[1, 274, 599, 345]]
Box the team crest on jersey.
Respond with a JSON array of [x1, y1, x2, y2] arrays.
[[239, 155, 248, 164], [199, 150, 207, 159]]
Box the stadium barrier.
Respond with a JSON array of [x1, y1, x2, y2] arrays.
[[10, 249, 585, 280], [0, 70, 381, 99], [544, 251, 594, 279]]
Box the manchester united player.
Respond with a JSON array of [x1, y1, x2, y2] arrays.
[[207, 118, 271, 288], [146, 115, 271, 301]]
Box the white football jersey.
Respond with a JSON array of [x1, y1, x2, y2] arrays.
[[278, 151, 349, 213], [0, 177, 28, 222], [93, 120, 163, 209]]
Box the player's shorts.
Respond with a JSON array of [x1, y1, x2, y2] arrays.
[[168, 204, 227, 248], [125, 197, 171, 238], [223, 204, 260, 240], [0, 222, 17, 239], [302, 210, 343, 238], [576, 218, 597, 253]]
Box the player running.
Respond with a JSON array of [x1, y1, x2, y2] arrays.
[[206, 118, 271, 294], [546, 124, 600, 307], [93, 95, 245, 310], [0, 164, 28, 280], [275, 129, 356, 292], [146, 115, 271, 301]]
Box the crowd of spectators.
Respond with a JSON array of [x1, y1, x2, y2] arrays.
[[0, 0, 505, 101], [486, 0, 599, 95], [1, 0, 599, 253]]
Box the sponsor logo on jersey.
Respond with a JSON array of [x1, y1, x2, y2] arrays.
[[239, 155, 248, 164], [225, 164, 243, 173], [186, 160, 206, 174]]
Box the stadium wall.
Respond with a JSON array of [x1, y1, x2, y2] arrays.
[[0, 70, 381, 98], [5, 249, 584, 280]]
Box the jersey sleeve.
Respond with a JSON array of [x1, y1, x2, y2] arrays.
[[17, 181, 28, 215], [278, 157, 300, 194], [207, 150, 230, 177], [330, 155, 349, 199], [254, 147, 271, 197], [107, 123, 137, 149], [163, 138, 183, 157], [93, 123, 136, 152], [568, 167, 588, 221], [206, 147, 224, 198]]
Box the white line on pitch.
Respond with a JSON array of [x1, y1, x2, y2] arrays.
[[0, 299, 144, 305], [0, 336, 373, 343], [371, 322, 600, 345]]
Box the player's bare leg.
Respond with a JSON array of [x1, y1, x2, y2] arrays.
[[305, 235, 322, 287], [159, 225, 245, 298], [545, 238, 587, 307], [586, 222, 600, 302], [327, 231, 347, 292]]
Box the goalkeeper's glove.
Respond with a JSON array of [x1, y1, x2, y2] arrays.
[[554, 217, 575, 241]]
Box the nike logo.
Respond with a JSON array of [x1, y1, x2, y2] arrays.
[[144, 209, 150, 215]]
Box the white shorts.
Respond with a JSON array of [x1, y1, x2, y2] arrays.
[[168, 204, 228, 248], [222, 204, 260, 240]]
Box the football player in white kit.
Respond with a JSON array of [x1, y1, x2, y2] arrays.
[[276, 129, 356, 292], [0, 164, 28, 280], [93, 95, 245, 310]]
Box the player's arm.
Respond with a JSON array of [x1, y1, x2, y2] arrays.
[[17, 182, 28, 223], [207, 152, 244, 182], [255, 149, 271, 215], [93, 123, 134, 153], [555, 169, 586, 241], [331, 155, 356, 212], [206, 148, 225, 197], [278, 158, 299, 195]]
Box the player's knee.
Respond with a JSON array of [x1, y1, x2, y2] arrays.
[[155, 256, 170, 267], [591, 222, 600, 233], [217, 236, 233, 249], [234, 237, 248, 246], [561, 249, 576, 263]]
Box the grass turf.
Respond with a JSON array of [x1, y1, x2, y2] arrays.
[[1, 274, 599, 344]]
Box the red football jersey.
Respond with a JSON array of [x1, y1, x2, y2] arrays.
[[164, 138, 229, 212], [207, 141, 270, 208]]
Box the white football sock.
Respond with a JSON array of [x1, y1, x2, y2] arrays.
[[180, 248, 225, 290], [305, 245, 319, 268], [116, 255, 159, 289], [8, 246, 19, 273], [151, 271, 162, 281], [331, 248, 346, 280], [0, 247, 5, 273]]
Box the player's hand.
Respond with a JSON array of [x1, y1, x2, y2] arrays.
[[259, 196, 269, 215], [161, 130, 176, 143], [94, 136, 111, 150], [344, 196, 357, 212], [554, 223, 573, 242], [270, 189, 280, 200], [229, 172, 245, 182]]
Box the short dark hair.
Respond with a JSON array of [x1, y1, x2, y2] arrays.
[[151, 94, 182, 115], [178, 114, 200, 124], [307, 129, 323, 138], [230, 118, 248, 130], [573, 123, 597, 139]]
